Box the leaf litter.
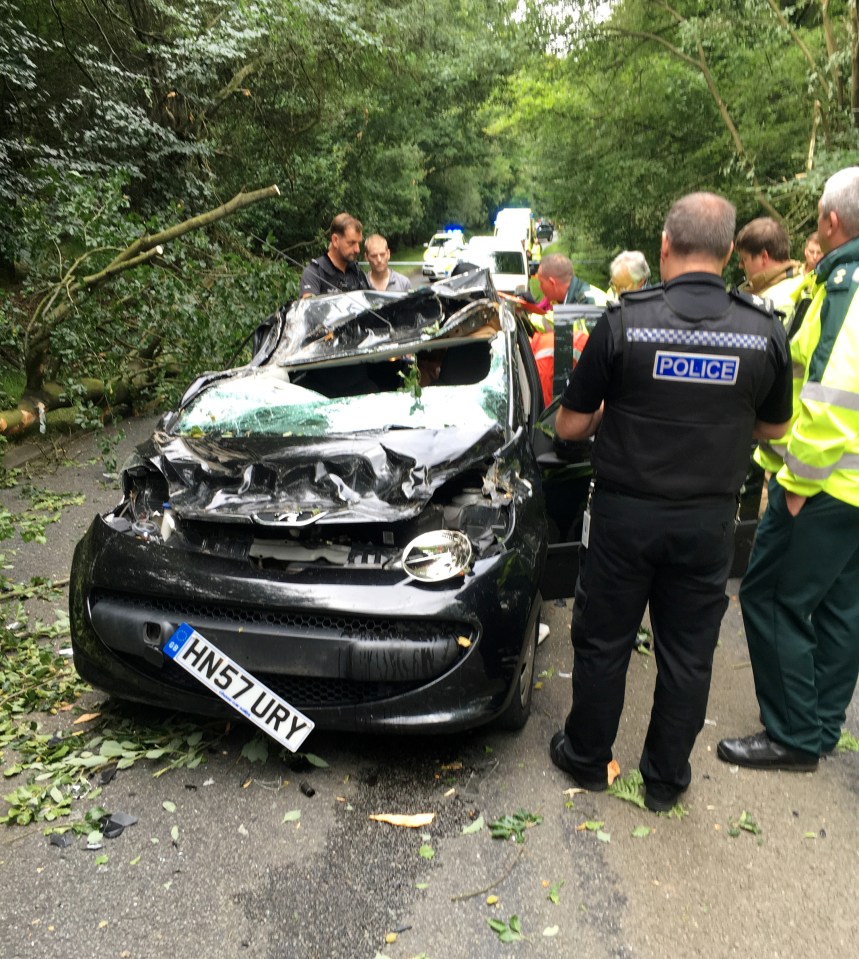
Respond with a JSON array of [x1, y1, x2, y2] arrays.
[[489, 809, 542, 843], [369, 812, 435, 828]]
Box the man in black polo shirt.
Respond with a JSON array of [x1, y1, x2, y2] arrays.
[[548, 192, 793, 813], [300, 213, 370, 297]]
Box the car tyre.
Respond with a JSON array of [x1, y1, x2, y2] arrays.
[[496, 616, 538, 731]]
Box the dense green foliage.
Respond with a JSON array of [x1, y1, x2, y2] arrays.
[[495, 0, 859, 275], [1, 0, 857, 408]]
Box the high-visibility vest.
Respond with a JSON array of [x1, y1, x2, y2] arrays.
[[776, 236, 859, 507], [754, 272, 821, 473], [530, 327, 591, 406]]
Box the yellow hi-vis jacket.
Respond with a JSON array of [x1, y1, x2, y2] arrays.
[[740, 261, 805, 329], [754, 271, 820, 473], [775, 236, 859, 508]]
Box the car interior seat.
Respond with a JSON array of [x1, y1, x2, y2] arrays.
[[435, 341, 492, 386]]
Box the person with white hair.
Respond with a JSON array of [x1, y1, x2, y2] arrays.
[[608, 250, 650, 296], [719, 166, 859, 772]]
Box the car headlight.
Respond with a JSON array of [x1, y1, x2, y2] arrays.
[[401, 531, 472, 582]]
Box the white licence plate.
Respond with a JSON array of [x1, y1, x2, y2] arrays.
[[164, 623, 314, 752]]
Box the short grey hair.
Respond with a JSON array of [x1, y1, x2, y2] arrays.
[[610, 250, 651, 285], [664, 192, 736, 259], [821, 167, 859, 237], [538, 252, 574, 282]]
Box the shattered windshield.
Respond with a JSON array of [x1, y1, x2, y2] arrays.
[[173, 335, 508, 438]]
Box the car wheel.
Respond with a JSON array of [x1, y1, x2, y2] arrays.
[[496, 617, 538, 730]]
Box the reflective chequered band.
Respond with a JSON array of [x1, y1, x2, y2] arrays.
[[801, 381, 859, 412], [627, 328, 768, 351], [784, 451, 859, 480]]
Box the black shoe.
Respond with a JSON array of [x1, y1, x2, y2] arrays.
[[644, 786, 680, 812], [717, 731, 818, 771], [549, 731, 608, 791], [643, 784, 683, 814]]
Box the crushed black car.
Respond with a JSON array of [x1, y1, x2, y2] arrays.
[[69, 273, 763, 734]]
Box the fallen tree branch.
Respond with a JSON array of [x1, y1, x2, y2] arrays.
[[114, 185, 281, 267], [19, 184, 281, 397]]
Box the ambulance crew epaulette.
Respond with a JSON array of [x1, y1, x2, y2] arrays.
[[825, 264, 858, 292], [729, 287, 776, 317]]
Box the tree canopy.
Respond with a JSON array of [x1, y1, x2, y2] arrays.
[[1, 0, 858, 430], [494, 0, 859, 271]]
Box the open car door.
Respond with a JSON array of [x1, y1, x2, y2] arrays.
[[528, 304, 604, 600]]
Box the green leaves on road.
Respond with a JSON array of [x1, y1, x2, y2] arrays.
[[487, 914, 523, 943], [489, 809, 542, 843]]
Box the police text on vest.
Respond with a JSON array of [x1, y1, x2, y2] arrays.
[[652, 351, 739, 385]]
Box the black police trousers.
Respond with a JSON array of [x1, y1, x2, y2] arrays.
[[562, 488, 734, 794]]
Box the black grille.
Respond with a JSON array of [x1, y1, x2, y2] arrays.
[[160, 660, 420, 707], [91, 589, 468, 643], [91, 590, 475, 709]]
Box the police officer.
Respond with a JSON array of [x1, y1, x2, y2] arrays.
[[300, 213, 371, 297], [549, 192, 793, 813]]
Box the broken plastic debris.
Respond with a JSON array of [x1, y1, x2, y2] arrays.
[[58, 647, 73, 658], [99, 766, 117, 786], [49, 832, 74, 849], [369, 813, 435, 828], [101, 812, 138, 839]]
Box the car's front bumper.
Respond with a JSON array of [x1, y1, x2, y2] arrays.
[[70, 515, 544, 733]]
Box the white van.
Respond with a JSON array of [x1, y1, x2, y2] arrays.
[[493, 207, 533, 249], [459, 236, 529, 295]]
